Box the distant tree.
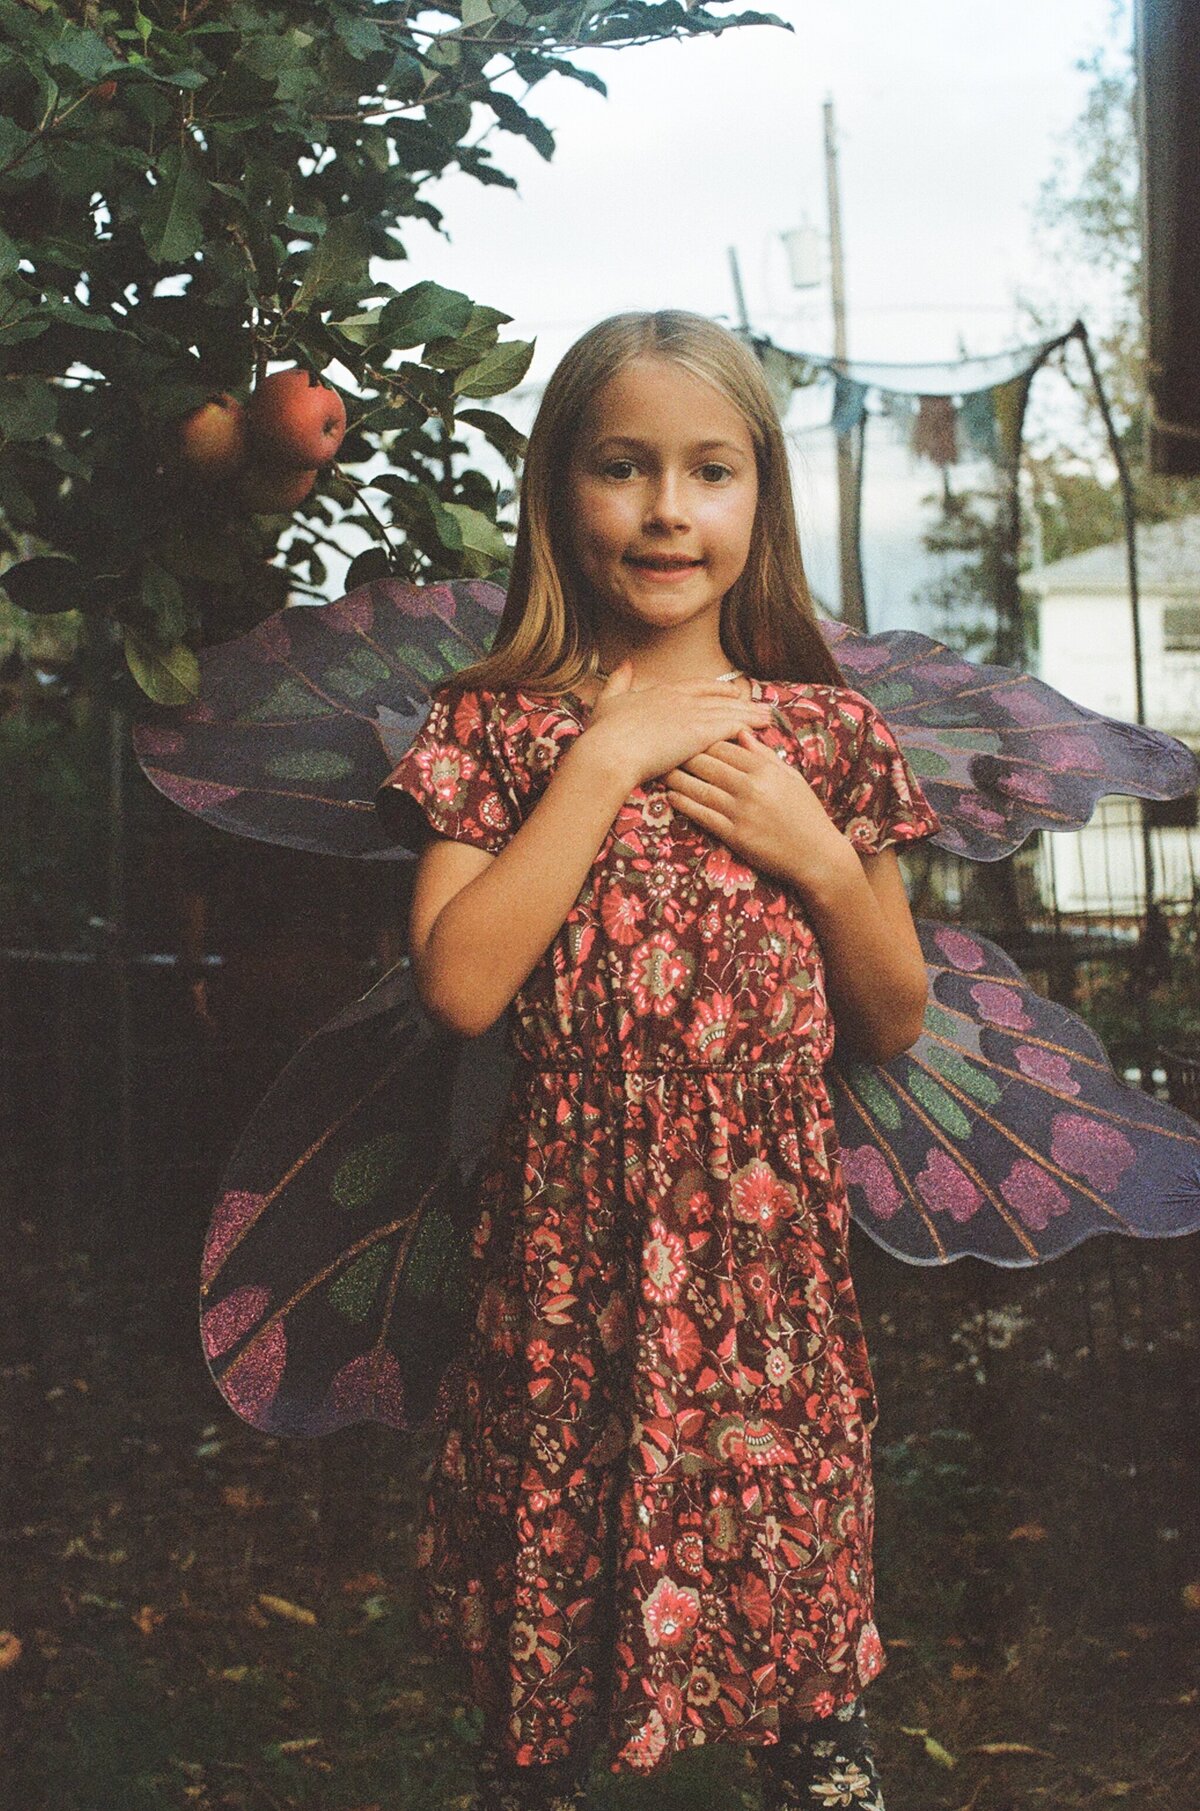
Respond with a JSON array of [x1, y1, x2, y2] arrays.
[[0, 0, 781, 700], [917, 473, 1025, 666], [1022, 18, 1200, 556]]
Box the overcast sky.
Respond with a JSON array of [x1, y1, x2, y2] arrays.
[[403, 0, 1126, 383], [355, 0, 1131, 632]]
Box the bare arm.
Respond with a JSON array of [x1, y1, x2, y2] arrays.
[[407, 732, 634, 1038], [797, 841, 928, 1064]]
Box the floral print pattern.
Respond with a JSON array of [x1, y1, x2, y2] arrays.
[[756, 1696, 887, 1810], [381, 679, 940, 1777]]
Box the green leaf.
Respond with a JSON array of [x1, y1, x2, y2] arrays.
[[461, 0, 493, 25], [457, 408, 527, 467], [440, 502, 509, 570], [485, 89, 555, 160], [0, 228, 21, 282], [140, 146, 206, 265], [293, 212, 372, 313], [0, 554, 87, 616], [429, 496, 463, 553], [453, 337, 534, 399], [140, 563, 187, 644], [52, 25, 124, 82], [0, 376, 58, 442], [331, 308, 383, 347], [124, 631, 200, 704], [379, 281, 475, 349], [333, 9, 387, 57], [345, 548, 393, 588]]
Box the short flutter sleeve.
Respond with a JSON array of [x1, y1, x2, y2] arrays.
[[831, 689, 942, 855], [375, 686, 518, 856]]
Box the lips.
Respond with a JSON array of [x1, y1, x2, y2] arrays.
[[625, 555, 703, 570]]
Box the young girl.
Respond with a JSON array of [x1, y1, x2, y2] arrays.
[[378, 311, 942, 1811]]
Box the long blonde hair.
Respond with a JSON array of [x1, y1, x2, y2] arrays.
[[448, 310, 847, 696]]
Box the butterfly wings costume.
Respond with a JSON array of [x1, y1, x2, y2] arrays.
[[135, 579, 1200, 1766], [133, 577, 1200, 1443]]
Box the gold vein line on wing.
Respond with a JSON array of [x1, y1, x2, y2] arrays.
[[144, 769, 378, 812], [832, 1076, 949, 1261], [856, 1064, 1045, 1258], [200, 1055, 410, 1287], [922, 970, 1124, 1073], [919, 1021, 1200, 1144], [901, 1054, 1134, 1228], [219, 1164, 455, 1371]]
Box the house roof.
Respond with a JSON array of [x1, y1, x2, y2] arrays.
[[1030, 513, 1200, 594]]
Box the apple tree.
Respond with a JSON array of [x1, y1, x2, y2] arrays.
[[0, 0, 781, 700]]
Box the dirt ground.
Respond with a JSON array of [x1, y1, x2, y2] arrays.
[[4, 1187, 1199, 1811]]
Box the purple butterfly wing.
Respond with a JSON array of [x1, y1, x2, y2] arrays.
[[822, 620, 1200, 860], [829, 919, 1200, 1265], [134, 578, 507, 860], [199, 963, 515, 1435]]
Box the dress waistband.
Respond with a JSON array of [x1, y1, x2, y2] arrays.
[[512, 1052, 826, 1078]]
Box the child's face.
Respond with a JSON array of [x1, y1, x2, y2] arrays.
[[565, 356, 758, 641]]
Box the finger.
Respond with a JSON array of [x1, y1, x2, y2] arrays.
[[678, 741, 758, 778], [666, 770, 738, 817], [665, 786, 727, 833]]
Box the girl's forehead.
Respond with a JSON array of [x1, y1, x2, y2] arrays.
[[574, 356, 754, 449]]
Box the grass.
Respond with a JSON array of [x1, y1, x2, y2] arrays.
[[4, 1207, 1199, 1810]]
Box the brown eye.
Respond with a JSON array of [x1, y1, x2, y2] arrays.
[[699, 463, 733, 483]]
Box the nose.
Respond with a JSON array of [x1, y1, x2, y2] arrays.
[[643, 468, 690, 532]]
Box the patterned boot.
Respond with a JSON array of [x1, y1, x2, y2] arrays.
[[473, 1744, 591, 1811], [755, 1697, 887, 1810]]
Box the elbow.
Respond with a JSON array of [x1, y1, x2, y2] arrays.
[[849, 974, 928, 1066], [412, 963, 502, 1041], [875, 974, 929, 1064]]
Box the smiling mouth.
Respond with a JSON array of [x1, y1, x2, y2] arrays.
[[625, 555, 704, 570]]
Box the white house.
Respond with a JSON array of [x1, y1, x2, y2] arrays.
[[1026, 515, 1200, 920]]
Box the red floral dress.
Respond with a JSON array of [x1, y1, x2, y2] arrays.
[[379, 677, 941, 1777]]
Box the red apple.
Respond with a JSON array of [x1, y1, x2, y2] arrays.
[[247, 369, 346, 470], [177, 394, 247, 480], [238, 464, 318, 514]]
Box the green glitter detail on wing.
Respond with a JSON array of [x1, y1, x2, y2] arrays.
[[264, 750, 355, 781], [925, 1043, 1003, 1105], [906, 1066, 974, 1138], [845, 1067, 903, 1132], [329, 1244, 391, 1321], [331, 1133, 405, 1212]]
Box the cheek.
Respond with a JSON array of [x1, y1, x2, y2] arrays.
[[571, 485, 632, 556]]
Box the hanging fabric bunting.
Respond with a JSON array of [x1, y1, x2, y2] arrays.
[[911, 394, 959, 466], [832, 373, 869, 435], [959, 387, 999, 462], [993, 372, 1031, 467], [758, 342, 801, 417], [877, 389, 918, 439]]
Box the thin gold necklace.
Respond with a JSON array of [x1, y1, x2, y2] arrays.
[[593, 665, 745, 684]]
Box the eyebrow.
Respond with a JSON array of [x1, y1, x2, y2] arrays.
[[592, 435, 747, 457]]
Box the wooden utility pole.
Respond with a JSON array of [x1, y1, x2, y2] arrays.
[[727, 246, 751, 332], [824, 96, 866, 629]]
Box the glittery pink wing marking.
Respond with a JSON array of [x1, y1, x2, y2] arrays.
[[830, 919, 1200, 1264], [133, 578, 507, 859], [198, 961, 514, 1434], [822, 620, 1200, 860]]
